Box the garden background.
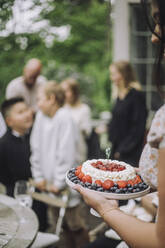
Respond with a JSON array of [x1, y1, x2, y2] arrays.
[[0, 0, 113, 117]]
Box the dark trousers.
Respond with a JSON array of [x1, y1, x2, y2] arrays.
[[32, 199, 48, 232]]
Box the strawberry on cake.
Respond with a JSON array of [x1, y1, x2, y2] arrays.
[[67, 159, 148, 194]]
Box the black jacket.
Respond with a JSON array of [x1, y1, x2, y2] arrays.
[[0, 129, 31, 196], [108, 88, 148, 166]]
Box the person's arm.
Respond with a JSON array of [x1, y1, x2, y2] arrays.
[[156, 148, 165, 247], [98, 204, 158, 248], [30, 113, 46, 189], [74, 184, 159, 248]]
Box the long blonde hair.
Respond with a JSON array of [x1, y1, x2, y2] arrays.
[[44, 81, 65, 107], [110, 60, 141, 90], [110, 61, 142, 101], [61, 78, 80, 104]]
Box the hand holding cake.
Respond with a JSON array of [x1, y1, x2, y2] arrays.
[[73, 183, 119, 216]]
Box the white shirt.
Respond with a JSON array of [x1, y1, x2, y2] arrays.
[[30, 108, 80, 207], [64, 103, 92, 162], [30, 108, 79, 188], [6, 75, 46, 111]]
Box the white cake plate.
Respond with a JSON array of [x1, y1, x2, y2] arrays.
[[66, 171, 150, 200]]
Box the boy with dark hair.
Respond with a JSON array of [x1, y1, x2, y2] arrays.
[[0, 97, 47, 231], [0, 97, 33, 195]]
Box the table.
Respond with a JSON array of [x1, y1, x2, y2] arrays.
[[0, 194, 38, 248]]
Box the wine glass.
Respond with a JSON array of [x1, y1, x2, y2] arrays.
[[14, 180, 34, 222]]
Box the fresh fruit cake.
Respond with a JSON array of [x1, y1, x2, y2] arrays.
[[67, 159, 148, 194]]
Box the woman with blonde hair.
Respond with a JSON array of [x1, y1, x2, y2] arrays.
[[108, 60, 147, 166], [61, 78, 92, 163], [111, 61, 142, 101]]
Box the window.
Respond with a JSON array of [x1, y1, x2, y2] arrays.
[[129, 3, 164, 111]]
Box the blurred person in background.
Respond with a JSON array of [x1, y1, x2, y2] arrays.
[[108, 61, 148, 167], [82, 61, 148, 248], [61, 78, 93, 162], [0, 97, 33, 196], [0, 97, 48, 231], [30, 81, 89, 248], [6, 58, 47, 112]]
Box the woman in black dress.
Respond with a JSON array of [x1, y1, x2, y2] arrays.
[[108, 61, 148, 166]]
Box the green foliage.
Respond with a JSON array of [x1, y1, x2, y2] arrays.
[[0, 0, 14, 30], [0, 0, 112, 116], [83, 63, 111, 116], [46, 1, 110, 67]]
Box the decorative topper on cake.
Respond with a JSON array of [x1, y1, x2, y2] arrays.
[[105, 147, 111, 160]]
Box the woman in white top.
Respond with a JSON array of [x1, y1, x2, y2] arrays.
[[61, 78, 92, 162]]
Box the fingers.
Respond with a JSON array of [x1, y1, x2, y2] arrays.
[[74, 184, 103, 201], [73, 184, 84, 194]]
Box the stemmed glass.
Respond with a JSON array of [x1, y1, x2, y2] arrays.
[[14, 180, 34, 223]]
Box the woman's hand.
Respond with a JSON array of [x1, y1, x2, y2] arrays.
[[73, 184, 118, 216], [47, 184, 60, 194], [35, 179, 47, 191]]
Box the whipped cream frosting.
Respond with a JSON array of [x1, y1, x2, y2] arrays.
[[81, 159, 136, 182]]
